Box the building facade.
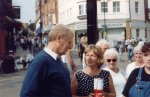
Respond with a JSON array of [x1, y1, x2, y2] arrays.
[[35, 0, 58, 32], [58, 0, 150, 43], [37, 0, 150, 44], [0, 0, 22, 55]]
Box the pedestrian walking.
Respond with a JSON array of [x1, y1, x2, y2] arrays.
[[125, 38, 134, 62], [20, 24, 74, 97]]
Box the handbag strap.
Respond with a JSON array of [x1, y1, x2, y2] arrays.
[[136, 67, 143, 81]]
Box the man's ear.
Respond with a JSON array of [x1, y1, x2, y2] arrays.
[[56, 34, 62, 43]]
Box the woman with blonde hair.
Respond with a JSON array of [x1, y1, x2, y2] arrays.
[[80, 36, 88, 47], [71, 44, 116, 97], [79, 36, 88, 62]]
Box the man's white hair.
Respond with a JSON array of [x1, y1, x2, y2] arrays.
[[96, 39, 110, 47], [104, 48, 119, 60]]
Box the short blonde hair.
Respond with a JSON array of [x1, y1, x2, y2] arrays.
[[80, 36, 88, 44], [80, 36, 88, 48], [84, 44, 103, 68], [48, 24, 74, 41]]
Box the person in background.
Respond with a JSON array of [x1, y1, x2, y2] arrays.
[[19, 55, 27, 69], [66, 49, 77, 75], [14, 56, 20, 71], [79, 36, 88, 62], [125, 38, 134, 62], [103, 48, 126, 97], [26, 51, 34, 68], [96, 39, 110, 68], [96, 39, 110, 54], [20, 24, 74, 97], [33, 43, 41, 56], [119, 39, 125, 62], [122, 42, 150, 97], [126, 44, 144, 77], [71, 44, 116, 97], [61, 49, 77, 77]]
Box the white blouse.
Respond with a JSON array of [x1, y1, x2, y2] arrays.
[[103, 67, 127, 97], [126, 62, 144, 77]]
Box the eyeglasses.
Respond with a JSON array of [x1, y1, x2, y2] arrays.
[[107, 59, 117, 62]]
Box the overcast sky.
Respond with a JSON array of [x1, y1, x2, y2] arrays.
[[149, 0, 150, 7], [12, 0, 36, 23]]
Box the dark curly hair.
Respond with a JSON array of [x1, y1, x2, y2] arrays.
[[142, 42, 150, 53]]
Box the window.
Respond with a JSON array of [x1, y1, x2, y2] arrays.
[[136, 29, 139, 37], [135, 2, 139, 13], [101, 2, 108, 13], [113, 1, 120, 13], [79, 4, 86, 15]]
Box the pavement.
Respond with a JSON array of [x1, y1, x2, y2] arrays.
[[0, 47, 131, 97]]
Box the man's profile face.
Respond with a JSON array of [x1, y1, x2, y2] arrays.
[[101, 44, 109, 53], [58, 36, 73, 55]]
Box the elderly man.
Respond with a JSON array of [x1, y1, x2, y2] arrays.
[[96, 39, 110, 68], [20, 24, 74, 97], [96, 39, 110, 54]]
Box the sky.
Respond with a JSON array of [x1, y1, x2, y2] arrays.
[[12, 0, 36, 23], [149, 0, 150, 8]]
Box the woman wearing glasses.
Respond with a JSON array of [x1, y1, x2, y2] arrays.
[[126, 44, 144, 77], [122, 42, 150, 97], [71, 44, 116, 97], [103, 48, 126, 97]]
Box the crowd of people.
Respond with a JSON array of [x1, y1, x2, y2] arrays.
[[20, 24, 150, 97]]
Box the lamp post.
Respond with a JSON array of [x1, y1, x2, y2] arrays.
[[103, 0, 107, 39], [39, 0, 43, 50], [86, 0, 98, 44], [39, 0, 43, 39]]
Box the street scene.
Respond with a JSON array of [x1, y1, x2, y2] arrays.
[[0, 0, 150, 97], [0, 47, 130, 97]]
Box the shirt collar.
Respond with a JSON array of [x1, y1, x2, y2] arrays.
[[44, 47, 58, 60]]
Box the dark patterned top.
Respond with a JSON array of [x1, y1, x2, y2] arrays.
[[76, 70, 110, 96]]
